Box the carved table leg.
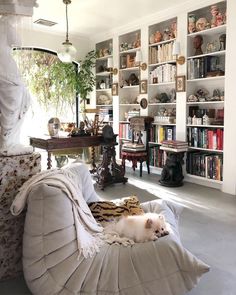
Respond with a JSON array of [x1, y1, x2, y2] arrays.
[[90, 146, 97, 173], [47, 151, 52, 169]]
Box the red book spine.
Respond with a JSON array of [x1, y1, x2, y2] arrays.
[[207, 130, 213, 149]]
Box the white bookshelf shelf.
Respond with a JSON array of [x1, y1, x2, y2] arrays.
[[149, 38, 176, 47], [186, 101, 224, 105], [149, 60, 176, 67], [186, 173, 223, 184], [119, 47, 140, 54], [119, 103, 140, 106], [187, 124, 224, 128], [187, 24, 226, 38], [152, 122, 176, 126], [149, 82, 175, 86], [121, 85, 139, 89], [188, 147, 223, 153], [187, 76, 225, 82], [149, 102, 176, 106], [187, 50, 226, 60], [119, 66, 139, 71]]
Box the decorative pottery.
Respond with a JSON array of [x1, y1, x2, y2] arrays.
[[48, 117, 60, 137]]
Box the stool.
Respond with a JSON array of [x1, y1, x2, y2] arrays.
[[121, 150, 150, 177]]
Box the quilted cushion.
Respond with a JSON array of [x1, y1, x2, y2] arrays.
[[88, 196, 144, 225]]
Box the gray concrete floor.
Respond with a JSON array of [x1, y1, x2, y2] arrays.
[[1, 169, 236, 295]]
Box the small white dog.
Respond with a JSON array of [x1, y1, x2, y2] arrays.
[[105, 213, 169, 243]]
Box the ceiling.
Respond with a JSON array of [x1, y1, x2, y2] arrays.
[[32, 0, 189, 38]]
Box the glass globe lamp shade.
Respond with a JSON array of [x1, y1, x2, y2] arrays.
[[57, 41, 77, 63]]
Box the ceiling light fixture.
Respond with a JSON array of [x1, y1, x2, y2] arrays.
[[57, 0, 77, 63]]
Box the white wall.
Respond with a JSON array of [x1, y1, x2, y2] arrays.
[[89, 0, 236, 195]]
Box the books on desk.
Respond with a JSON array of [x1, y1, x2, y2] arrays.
[[122, 142, 146, 152], [161, 140, 188, 152]]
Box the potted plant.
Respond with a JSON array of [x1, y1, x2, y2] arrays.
[[76, 50, 96, 111]]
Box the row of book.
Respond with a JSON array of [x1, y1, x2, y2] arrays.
[[119, 123, 132, 139], [149, 63, 176, 84], [187, 127, 223, 150], [149, 42, 174, 64], [149, 146, 166, 168], [186, 152, 223, 181], [150, 125, 176, 143], [98, 108, 113, 122], [187, 56, 224, 80]]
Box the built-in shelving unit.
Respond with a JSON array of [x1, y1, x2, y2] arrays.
[[91, 0, 235, 193], [186, 1, 226, 182], [95, 39, 113, 124]]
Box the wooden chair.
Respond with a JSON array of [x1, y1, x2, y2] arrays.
[[121, 116, 153, 177]]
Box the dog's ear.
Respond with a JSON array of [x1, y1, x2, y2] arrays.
[[145, 218, 153, 229], [159, 214, 165, 221]]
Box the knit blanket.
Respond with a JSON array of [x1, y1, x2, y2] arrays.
[[10, 165, 104, 258]]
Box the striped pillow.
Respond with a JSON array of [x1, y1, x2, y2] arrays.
[[88, 196, 144, 225]]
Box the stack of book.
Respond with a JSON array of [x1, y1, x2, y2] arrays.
[[122, 142, 146, 152], [161, 140, 188, 152]]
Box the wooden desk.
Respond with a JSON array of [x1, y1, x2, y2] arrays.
[[30, 135, 127, 189], [30, 135, 103, 170]]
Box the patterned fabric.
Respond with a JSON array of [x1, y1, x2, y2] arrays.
[[88, 196, 144, 225], [0, 152, 41, 281]]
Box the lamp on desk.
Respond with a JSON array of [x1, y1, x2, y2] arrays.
[[172, 41, 185, 65], [135, 50, 147, 71], [107, 57, 118, 75]]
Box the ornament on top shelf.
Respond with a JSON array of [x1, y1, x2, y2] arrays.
[[188, 14, 196, 33], [154, 31, 163, 43]]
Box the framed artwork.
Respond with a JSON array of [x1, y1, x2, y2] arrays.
[[176, 75, 186, 92], [140, 80, 147, 94], [112, 83, 118, 96]]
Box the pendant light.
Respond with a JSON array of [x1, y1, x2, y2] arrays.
[[57, 0, 77, 63]]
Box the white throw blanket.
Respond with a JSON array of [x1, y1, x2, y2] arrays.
[[10, 165, 104, 258]]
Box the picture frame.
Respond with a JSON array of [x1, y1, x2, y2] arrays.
[[112, 83, 118, 96], [140, 80, 147, 94], [176, 75, 186, 92], [140, 98, 148, 109]]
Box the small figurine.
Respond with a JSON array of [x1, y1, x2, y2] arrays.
[[170, 21, 177, 38], [216, 12, 224, 26], [210, 5, 219, 27], [149, 33, 155, 44], [163, 28, 171, 41], [219, 34, 226, 51], [188, 14, 196, 33], [196, 17, 209, 31], [193, 35, 203, 55]]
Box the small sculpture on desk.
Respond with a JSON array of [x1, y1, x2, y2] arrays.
[[193, 35, 203, 55]]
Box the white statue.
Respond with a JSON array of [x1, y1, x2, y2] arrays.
[[0, 0, 38, 156]]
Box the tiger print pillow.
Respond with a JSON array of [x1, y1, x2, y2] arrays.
[[88, 196, 144, 225]]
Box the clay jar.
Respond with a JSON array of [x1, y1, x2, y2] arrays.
[[48, 117, 60, 137], [154, 31, 163, 43]]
